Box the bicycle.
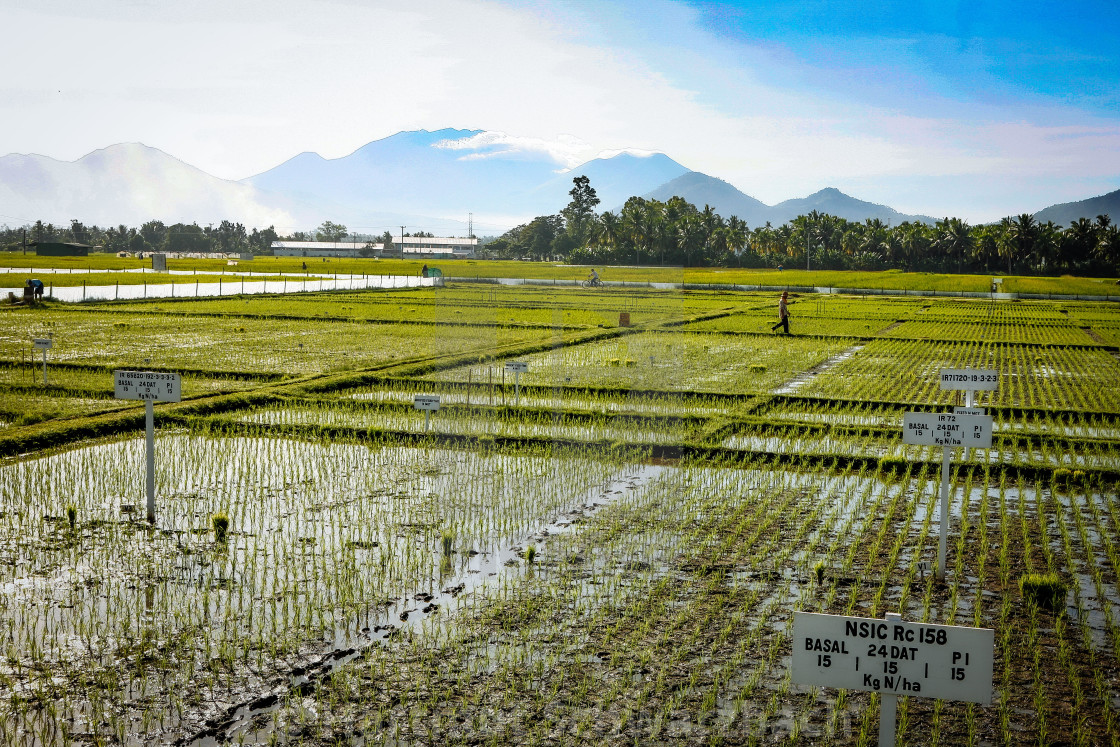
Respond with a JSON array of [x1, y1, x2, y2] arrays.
[[581, 278, 603, 288]]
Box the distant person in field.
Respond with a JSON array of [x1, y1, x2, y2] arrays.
[[771, 291, 790, 334], [421, 264, 428, 278]]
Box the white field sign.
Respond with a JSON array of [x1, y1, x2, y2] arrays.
[[414, 394, 440, 432], [33, 338, 53, 385], [113, 370, 182, 524], [939, 368, 998, 391], [903, 412, 992, 449], [792, 612, 994, 704], [904, 411, 993, 580], [113, 370, 182, 402], [413, 394, 441, 411], [504, 361, 528, 405]]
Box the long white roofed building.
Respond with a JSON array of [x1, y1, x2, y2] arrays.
[[271, 236, 477, 259]]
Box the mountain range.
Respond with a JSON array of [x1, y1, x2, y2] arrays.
[[1, 128, 1117, 235]]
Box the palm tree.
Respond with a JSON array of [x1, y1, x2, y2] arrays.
[[936, 217, 974, 274], [725, 216, 749, 265], [1006, 213, 1037, 274], [677, 214, 704, 267], [595, 212, 622, 255]]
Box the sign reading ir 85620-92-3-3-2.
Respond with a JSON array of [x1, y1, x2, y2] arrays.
[[113, 370, 181, 402]]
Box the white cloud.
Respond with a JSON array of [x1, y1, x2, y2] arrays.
[[432, 131, 591, 166]]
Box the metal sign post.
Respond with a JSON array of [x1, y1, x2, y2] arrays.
[[504, 361, 528, 406], [113, 370, 182, 524], [940, 367, 998, 464], [903, 411, 992, 579], [792, 611, 994, 746], [32, 338, 53, 385], [414, 394, 440, 432]]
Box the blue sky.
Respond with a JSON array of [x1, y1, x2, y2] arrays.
[[2, 0, 1118, 224]]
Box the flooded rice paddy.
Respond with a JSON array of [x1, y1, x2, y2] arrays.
[[1, 283, 1118, 745]]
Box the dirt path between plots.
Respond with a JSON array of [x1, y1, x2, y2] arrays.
[[772, 344, 865, 395]]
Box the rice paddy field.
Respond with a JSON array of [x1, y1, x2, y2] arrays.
[[0, 280, 1118, 746]]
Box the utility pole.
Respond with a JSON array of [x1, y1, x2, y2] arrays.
[[806, 227, 810, 271], [22, 228, 27, 255], [400, 225, 405, 258]]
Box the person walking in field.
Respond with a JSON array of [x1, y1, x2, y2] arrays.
[[771, 291, 791, 334]]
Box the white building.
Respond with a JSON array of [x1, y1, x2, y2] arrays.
[[271, 241, 379, 258], [271, 236, 478, 259]]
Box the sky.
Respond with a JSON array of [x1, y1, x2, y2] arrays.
[[3, 0, 1119, 223]]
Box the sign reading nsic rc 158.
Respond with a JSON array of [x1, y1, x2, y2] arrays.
[[504, 361, 528, 374], [32, 338, 53, 350], [904, 412, 992, 448], [792, 612, 994, 704], [113, 370, 182, 402], [939, 368, 999, 391]]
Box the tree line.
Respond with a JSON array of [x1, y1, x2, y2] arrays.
[[4, 180, 1117, 276], [0, 219, 442, 257], [484, 177, 1120, 276], [0, 219, 282, 255]]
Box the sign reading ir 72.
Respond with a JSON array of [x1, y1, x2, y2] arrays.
[[903, 412, 992, 448]]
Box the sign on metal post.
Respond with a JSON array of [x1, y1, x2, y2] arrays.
[[904, 411, 993, 580], [943, 367, 995, 457], [114, 370, 182, 402], [113, 370, 182, 524], [793, 611, 994, 746], [33, 338, 52, 385], [414, 394, 440, 432], [793, 611, 994, 703], [504, 361, 528, 405]]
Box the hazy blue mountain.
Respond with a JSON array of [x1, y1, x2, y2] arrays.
[[643, 175, 934, 226], [3, 129, 1109, 235], [1033, 188, 1119, 226], [643, 172, 769, 223], [768, 187, 935, 225], [245, 129, 689, 228], [0, 143, 293, 228]]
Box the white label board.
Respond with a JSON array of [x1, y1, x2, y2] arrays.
[[504, 361, 529, 374], [792, 612, 994, 705], [113, 370, 182, 402], [904, 412, 992, 448], [413, 394, 441, 411], [954, 406, 986, 417], [32, 338, 53, 350], [939, 369, 999, 391]]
